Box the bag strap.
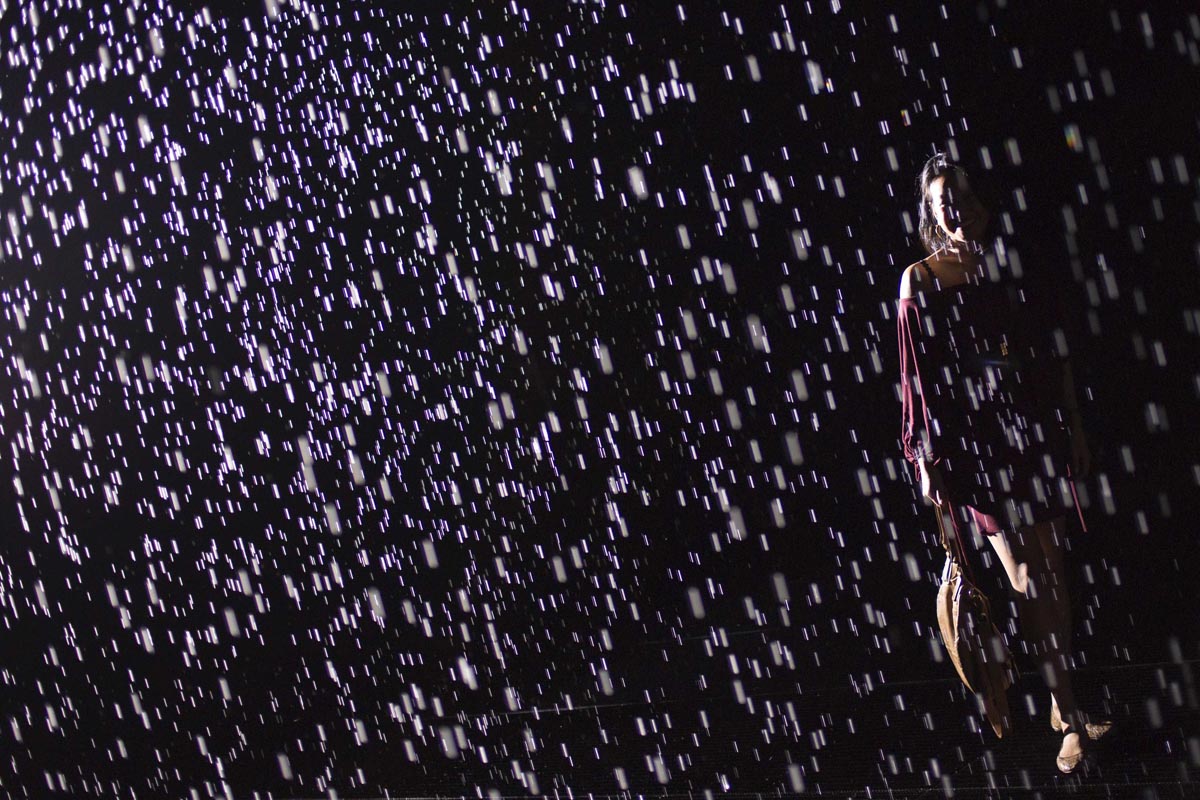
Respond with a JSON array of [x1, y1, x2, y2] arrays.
[[934, 504, 955, 559], [919, 257, 936, 283], [935, 501, 975, 583]]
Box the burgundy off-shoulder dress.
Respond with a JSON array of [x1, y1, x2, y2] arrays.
[[897, 258, 1081, 535]]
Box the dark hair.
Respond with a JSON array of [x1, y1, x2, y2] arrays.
[[916, 152, 967, 254]]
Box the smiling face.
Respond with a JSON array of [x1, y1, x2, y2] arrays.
[[928, 171, 989, 246]]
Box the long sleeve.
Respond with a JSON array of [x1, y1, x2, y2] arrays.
[[897, 296, 943, 467]]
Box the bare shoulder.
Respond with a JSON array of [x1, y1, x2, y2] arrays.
[[898, 259, 930, 300]]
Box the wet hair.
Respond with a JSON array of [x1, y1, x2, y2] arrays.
[[916, 152, 968, 254]]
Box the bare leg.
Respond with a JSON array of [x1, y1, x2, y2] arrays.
[[1033, 519, 1075, 724], [986, 521, 1082, 768]]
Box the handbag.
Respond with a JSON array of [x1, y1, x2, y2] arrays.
[[934, 504, 1015, 738]]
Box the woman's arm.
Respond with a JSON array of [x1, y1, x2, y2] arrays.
[[898, 264, 948, 504], [1060, 357, 1081, 413], [1059, 357, 1091, 477]]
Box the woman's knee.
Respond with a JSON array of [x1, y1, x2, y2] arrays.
[[987, 529, 1036, 596], [1005, 560, 1032, 596]]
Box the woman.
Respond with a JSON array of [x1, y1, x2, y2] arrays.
[[896, 153, 1111, 772]]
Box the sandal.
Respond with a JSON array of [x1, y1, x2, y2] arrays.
[[1056, 730, 1085, 774], [1050, 697, 1115, 740]]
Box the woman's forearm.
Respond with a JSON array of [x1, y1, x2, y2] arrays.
[[1060, 359, 1082, 414]]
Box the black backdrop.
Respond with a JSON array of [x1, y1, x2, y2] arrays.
[[1, 2, 1197, 797]]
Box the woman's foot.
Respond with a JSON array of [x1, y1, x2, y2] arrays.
[[1051, 696, 1115, 740], [1056, 730, 1084, 774]]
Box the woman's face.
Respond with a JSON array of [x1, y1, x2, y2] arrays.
[[929, 171, 989, 246]]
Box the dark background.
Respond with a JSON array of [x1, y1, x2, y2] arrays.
[[0, 2, 1197, 797]]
